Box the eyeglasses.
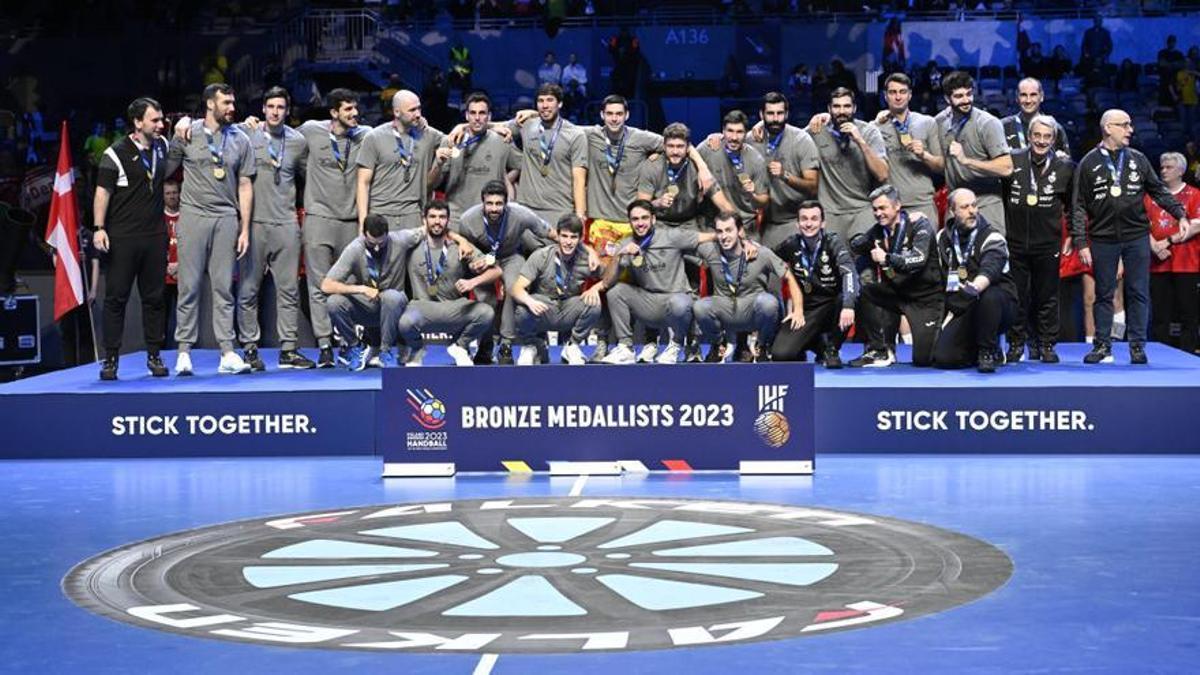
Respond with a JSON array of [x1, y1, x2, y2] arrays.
[[1107, 121, 1133, 128]]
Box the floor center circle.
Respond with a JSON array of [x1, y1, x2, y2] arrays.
[[495, 552, 587, 568]]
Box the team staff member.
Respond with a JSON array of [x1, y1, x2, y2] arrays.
[[356, 90, 444, 231], [849, 185, 944, 367], [699, 110, 770, 236], [1001, 78, 1071, 156], [600, 200, 730, 364], [1071, 108, 1190, 365], [934, 189, 1018, 373], [693, 212, 799, 362], [506, 83, 588, 225], [298, 89, 372, 367], [771, 201, 859, 368], [873, 73, 942, 225], [93, 96, 172, 381], [806, 87, 890, 240], [236, 86, 314, 371], [1146, 152, 1200, 355], [437, 92, 520, 227], [320, 214, 425, 370], [935, 71, 1013, 233], [510, 214, 604, 366], [401, 201, 499, 367], [749, 92, 820, 250], [168, 83, 255, 376], [1002, 114, 1074, 364]]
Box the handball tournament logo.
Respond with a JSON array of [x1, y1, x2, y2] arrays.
[[407, 388, 447, 430], [62, 498, 1012, 653], [755, 384, 791, 448]]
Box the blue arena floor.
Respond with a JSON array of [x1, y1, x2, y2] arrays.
[[3, 455, 1198, 674], [2, 342, 1196, 395]]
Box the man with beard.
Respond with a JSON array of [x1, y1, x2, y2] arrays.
[[934, 189, 1018, 373], [935, 71, 1013, 233], [601, 200, 731, 364], [872, 73, 942, 225], [848, 185, 944, 367], [1001, 78, 1071, 156], [693, 211, 800, 362], [505, 83, 587, 225], [698, 110, 770, 236], [771, 201, 859, 367], [93, 97, 172, 380], [1002, 114, 1074, 364], [357, 90, 445, 231], [401, 200, 499, 367], [806, 87, 889, 241], [510, 214, 605, 366], [168, 83, 255, 375], [638, 122, 734, 232], [1072, 109, 1190, 364], [437, 92, 520, 227], [748, 91, 820, 250], [236, 86, 315, 371]]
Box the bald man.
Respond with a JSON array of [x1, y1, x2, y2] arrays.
[[357, 90, 446, 231], [1001, 78, 1071, 156]]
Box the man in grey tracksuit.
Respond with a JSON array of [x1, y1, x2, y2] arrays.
[[356, 90, 445, 231]]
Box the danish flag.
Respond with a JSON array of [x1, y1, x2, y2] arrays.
[[44, 121, 84, 320]]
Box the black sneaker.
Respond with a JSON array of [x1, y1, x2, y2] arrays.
[[735, 345, 755, 363], [1026, 343, 1042, 362], [684, 340, 702, 363], [317, 346, 336, 369], [537, 342, 550, 364], [243, 345, 266, 372], [754, 346, 771, 363], [823, 347, 843, 369], [279, 350, 316, 369], [100, 356, 118, 381], [146, 353, 168, 377], [1130, 343, 1148, 365], [703, 343, 724, 363], [497, 343, 515, 365], [977, 351, 997, 373], [1039, 343, 1060, 364], [1083, 342, 1114, 364], [1005, 342, 1025, 364], [849, 349, 895, 368], [474, 348, 495, 365]]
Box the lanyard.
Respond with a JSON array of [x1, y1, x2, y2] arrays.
[[538, 117, 563, 167], [665, 161, 686, 185], [886, 213, 908, 255], [365, 247, 383, 288], [485, 209, 508, 254], [554, 250, 578, 295], [720, 248, 747, 295], [604, 127, 628, 176], [424, 240, 447, 285], [1100, 146, 1127, 186], [799, 235, 822, 279], [950, 112, 971, 140], [135, 138, 158, 191], [766, 130, 785, 156], [203, 126, 228, 168], [950, 226, 977, 269], [458, 131, 485, 152], [266, 130, 285, 185], [329, 132, 350, 171], [892, 113, 911, 136], [1029, 153, 1051, 194], [724, 145, 744, 173], [393, 126, 414, 166]]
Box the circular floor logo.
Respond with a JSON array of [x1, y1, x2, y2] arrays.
[[63, 498, 1011, 653]]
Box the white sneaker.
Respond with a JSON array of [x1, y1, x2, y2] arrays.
[[446, 344, 474, 367], [637, 343, 659, 363], [218, 351, 252, 374], [601, 343, 637, 364], [561, 342, 586, 365], [721, 342, 736, 363], [174, 351, 194, 377], [655, 342, 682, 364], [405, 347, 427, 367], [364, 346, 383, 369], [516, 346, 537, 366]]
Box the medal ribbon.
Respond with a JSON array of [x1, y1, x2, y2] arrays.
[[485, 208, 508, 255], [554, 250, 578, 295], [1100, 146, 1127, 190], [424, 239, 447, 286], [203, 126, 229, 170], [538, 117, 563, 169], [951, 226, 978, 272], [721, 249, 747, 296]]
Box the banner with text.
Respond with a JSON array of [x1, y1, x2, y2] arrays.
[[378, 364, 815, 472]]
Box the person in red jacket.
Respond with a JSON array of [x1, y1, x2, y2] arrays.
[[1147, 152, 1200, 354]]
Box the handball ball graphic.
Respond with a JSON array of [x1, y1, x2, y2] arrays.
[[754, 411, 790, 447], [420, 399, 446, 427]]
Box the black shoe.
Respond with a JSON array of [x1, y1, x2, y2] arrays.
[[1130, 343, 1148, 365], [703, 343, 724, 363], [317, 346, 335, 369], [1005, 342, 1025, 364], [146, 353, 168, 377], [684, 340, 702, 363], [977, 351, 997, 373], [537, 342, 550, 364], [100, 356, 118, 381], [243, 345, 266, 372], [474, 348, 495, 365], [1039, 344, 1060, 364], [823, 347, 843, 369], [496, 343, 515, 365], [279, 350, 316, 369], [1026, 343, 1041, 362], [1083, 342, 1114, 364], [849, 349, 895, 368], [735, 345, 755, 363], [754, 346, 771, 363]]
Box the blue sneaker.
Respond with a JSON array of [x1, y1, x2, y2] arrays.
[[375, 349, 396, 368], [346, 344, 367, 371]]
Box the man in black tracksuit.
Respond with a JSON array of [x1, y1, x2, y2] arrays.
[[848, 184, 944, 367], [935, 188, 1018, 373], [771, 200, 860, 367], [1002, 114, 1074, 364], [1071, 108, 1191, 365]]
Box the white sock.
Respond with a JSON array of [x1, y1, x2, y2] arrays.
[[900, 332, 913, 345]]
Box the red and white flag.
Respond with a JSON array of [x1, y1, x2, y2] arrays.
[[44, 120, 84, 321]]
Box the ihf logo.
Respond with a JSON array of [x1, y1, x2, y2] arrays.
[[754, 384, 791, 448]]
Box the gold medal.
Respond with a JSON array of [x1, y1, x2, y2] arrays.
[[450, 147, 462, 159], [666, 184, 680, 197], [539, 164, 550, 177], [1026, 194, 1038, 206], [802, 281, 813, 294], [1110, 185, 1122, 197], [482, 253, 497, 267], [957, 266, 968, 279], [270, 158, 281, 169], [631, 255, 644, 268], [737, 172, 751, 184], [899, 132, 913, 145], [213, 166, 226, 180]]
